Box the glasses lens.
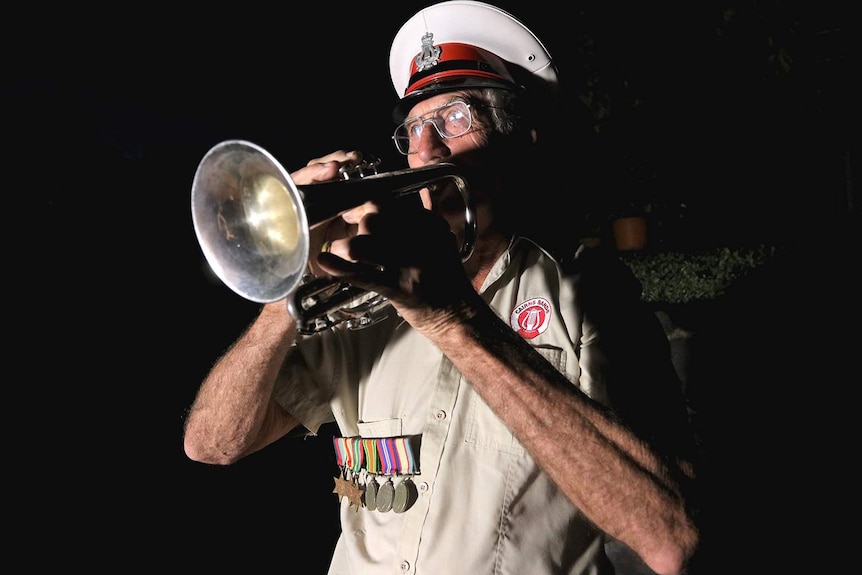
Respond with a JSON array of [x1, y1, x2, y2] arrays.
[[393, 129, 411, 154], [437, 101, 471, 137], [392, 101, 472, 155]]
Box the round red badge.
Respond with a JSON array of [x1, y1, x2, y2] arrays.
[[510, 297, 552, 339]]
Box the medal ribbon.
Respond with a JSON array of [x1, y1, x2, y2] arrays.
[[333, 436, 418, 476], [332, 437, 365, 473], [350, 437, 364, 473], [332, 437, 347, 467], [362, 439, 380, 474], [393, 436, 416, 474], [378, 438, 398, 475]]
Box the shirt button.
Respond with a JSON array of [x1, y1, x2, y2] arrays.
[[418, 481, 429, 493], [434, 410, 447, 421], [400, 560, 411, 571]]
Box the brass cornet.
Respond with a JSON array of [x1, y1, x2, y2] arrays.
[[191, 140, 475, 334]]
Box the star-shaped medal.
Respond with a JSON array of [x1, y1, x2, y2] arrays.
[[332, 475, 364, 511], [332, 475, 351, 502]]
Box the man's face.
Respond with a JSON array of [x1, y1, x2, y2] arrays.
[[400, 91, 493, 220], [402, 92, 491, 169]]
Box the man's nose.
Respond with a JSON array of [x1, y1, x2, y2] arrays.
[[415, 120, 450, 159]]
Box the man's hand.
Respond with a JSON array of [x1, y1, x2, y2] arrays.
[[289, 150, 367, 278], [317, 197, 474, 334]]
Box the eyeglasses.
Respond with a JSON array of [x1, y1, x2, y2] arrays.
[[392, 100, 476, 155]]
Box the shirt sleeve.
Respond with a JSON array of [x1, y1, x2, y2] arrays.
[[271, 334, 339, 435]]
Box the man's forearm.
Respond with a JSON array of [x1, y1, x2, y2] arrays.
[[184, 302, 300, 464], [430, 304, 698, 575]]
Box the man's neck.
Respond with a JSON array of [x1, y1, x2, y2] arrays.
[[465, 230, 512, 291]]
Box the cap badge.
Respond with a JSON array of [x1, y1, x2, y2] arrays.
[[414, 32, 442, 72]]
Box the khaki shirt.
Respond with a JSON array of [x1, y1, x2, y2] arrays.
[[274, 237, 672, 574]]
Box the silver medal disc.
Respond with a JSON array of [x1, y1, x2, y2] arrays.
[[376, 478, 395, 512], [393, 477, 418, 513], [364, 477, 378, 510]]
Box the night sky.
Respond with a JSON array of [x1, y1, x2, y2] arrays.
[[8, 2, 856, 570]]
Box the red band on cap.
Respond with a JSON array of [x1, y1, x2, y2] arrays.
[[405, 42, 515, 97]]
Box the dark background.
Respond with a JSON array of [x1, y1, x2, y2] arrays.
[[7, 1, 856, 570]]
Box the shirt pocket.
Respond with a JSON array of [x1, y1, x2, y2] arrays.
[[463, 346, 566, 456], [357, 418, 403, 438]]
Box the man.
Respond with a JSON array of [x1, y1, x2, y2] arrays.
[[184, 2, 700, 574]]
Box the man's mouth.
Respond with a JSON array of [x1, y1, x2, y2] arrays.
[[426, 180, 466, 214]]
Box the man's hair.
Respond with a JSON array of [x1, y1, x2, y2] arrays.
[[472, 88, 522, 135], [464, 88, 536, 150]]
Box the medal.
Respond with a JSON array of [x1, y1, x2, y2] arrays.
[[332, 437, 365, 511], [346, 472, 363, 511], [393, 477, 418, 513], [376, 478, 395, 512], [332, 434, 422, 513], [364, 476, 378, 511], [333, 468, 362, 510], [332, 473, 353, 504]]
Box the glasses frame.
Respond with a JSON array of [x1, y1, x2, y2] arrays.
[[392, 100, 478, 155]]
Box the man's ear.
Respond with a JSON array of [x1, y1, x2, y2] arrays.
[[529, 128, 538, 144]]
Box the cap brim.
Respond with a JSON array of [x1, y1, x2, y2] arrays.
[[392, 77, 519, 121]]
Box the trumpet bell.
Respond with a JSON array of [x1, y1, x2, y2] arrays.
[[192, 140, 310, 303]]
